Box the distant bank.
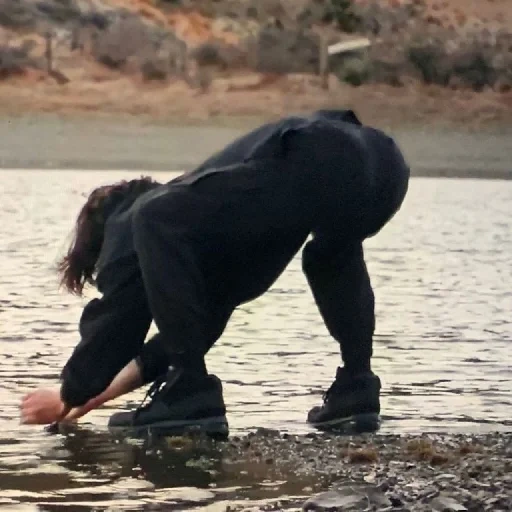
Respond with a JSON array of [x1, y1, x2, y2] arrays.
[[0, 114, 510, 180]]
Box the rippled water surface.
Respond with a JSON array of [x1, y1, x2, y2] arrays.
[[0, 170, 511, 510]]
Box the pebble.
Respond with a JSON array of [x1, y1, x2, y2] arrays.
[[431, 495, 468, 511], [303, 485, 391, 511]]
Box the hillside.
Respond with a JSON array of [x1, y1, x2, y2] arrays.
[[0, 0, 511, 127]]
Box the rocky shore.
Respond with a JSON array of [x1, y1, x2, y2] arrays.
[[132, 429, 512, 511], [0, 0, 511, 127]]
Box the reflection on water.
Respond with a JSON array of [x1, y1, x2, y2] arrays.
[[0, 170, 511, 509], [0, 424, 325, 510]]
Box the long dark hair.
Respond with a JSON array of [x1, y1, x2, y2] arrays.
[[58, 176, 157, 296]]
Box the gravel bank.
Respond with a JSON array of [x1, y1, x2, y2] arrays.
[[160, 429, 511, 511]]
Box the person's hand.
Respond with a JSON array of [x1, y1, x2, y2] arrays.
[[20, 388, 71, 425], [21, 359, 144, 426]]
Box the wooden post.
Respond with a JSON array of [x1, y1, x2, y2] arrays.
[[319, 33, 329, 90], [178, 40, 188, 78], [44, 31, 53, 73], [71, 25, 81, 52], [247, 33, 259, 70]]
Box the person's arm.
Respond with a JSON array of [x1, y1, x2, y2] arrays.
[[60, 271, 152, 409], [20, 270, 153, 426], [61, 358, 144, 421], [62, 331, 175, 421], [62, 331, 184, 421]]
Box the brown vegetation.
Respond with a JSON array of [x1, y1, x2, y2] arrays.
[[0, 0, 511, 126]]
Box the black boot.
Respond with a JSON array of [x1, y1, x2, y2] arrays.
[[307, 367, 381, 433], [108, 367, 229, 439]]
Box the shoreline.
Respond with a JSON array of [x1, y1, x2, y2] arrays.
[[47, 426, 512, 511], [1, 112, 511, 180], [3, 166, 512, 181]]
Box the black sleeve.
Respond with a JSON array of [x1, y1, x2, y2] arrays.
[[60, 272, 152, 407], [135, 332, 174, 385]]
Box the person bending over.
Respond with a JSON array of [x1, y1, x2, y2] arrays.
[[20, 109, 410, 437]]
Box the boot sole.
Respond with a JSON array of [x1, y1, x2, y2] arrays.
[[309, 412, 380, 434], [108, 415, 229, 440]]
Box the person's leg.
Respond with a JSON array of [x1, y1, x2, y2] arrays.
[[303, 239, 375, 375], [108, 185, 234, 436], [303, 129, 410, 432], [302, 238, 381, 431], [133, 190, 216, 369], [113, 160, 312, 435]]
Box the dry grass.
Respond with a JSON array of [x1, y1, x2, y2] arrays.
[[0, 70, 510, 129], [406, 439, 454, 466], [1, 0, 511, 127], [347, 447, 380, 464], [458, 442, 484, 456], [330, 437, 488, 468], [165, 435, 195, 450]]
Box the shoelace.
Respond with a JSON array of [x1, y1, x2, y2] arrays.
[[322, 373, 352, 402], [133, 376, 166, 420], [322, 380, 340, 402], [132, 367, 184, 421]]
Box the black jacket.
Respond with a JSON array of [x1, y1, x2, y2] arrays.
[[59, 110, 404, 407]]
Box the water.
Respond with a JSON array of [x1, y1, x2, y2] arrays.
[[0, 170, 511, 510]]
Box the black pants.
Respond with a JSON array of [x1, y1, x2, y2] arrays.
[[133, 126, 410, 382]]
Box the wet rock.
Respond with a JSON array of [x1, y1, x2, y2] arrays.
[[432, 495, 468, 512], [388, 493, 404, 507], [303, 489, 365, 511], [437, 473, 458, 480], [254, 427, 280, 438], [303, 484, 391, 511]]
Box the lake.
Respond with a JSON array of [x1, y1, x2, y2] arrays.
[[0, 169, 510, 510]]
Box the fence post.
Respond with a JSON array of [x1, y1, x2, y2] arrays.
[[178, 40, 188, 78], [247, 32, 259, 70], [319, 33, 329, 90], [44, 31, 53, 73], [71, 24, 81, 52]]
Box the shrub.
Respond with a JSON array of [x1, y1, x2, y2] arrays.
[[0, 40, 37, 79], [325, 0, 361, 33], [407, 38, 451, 85]]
